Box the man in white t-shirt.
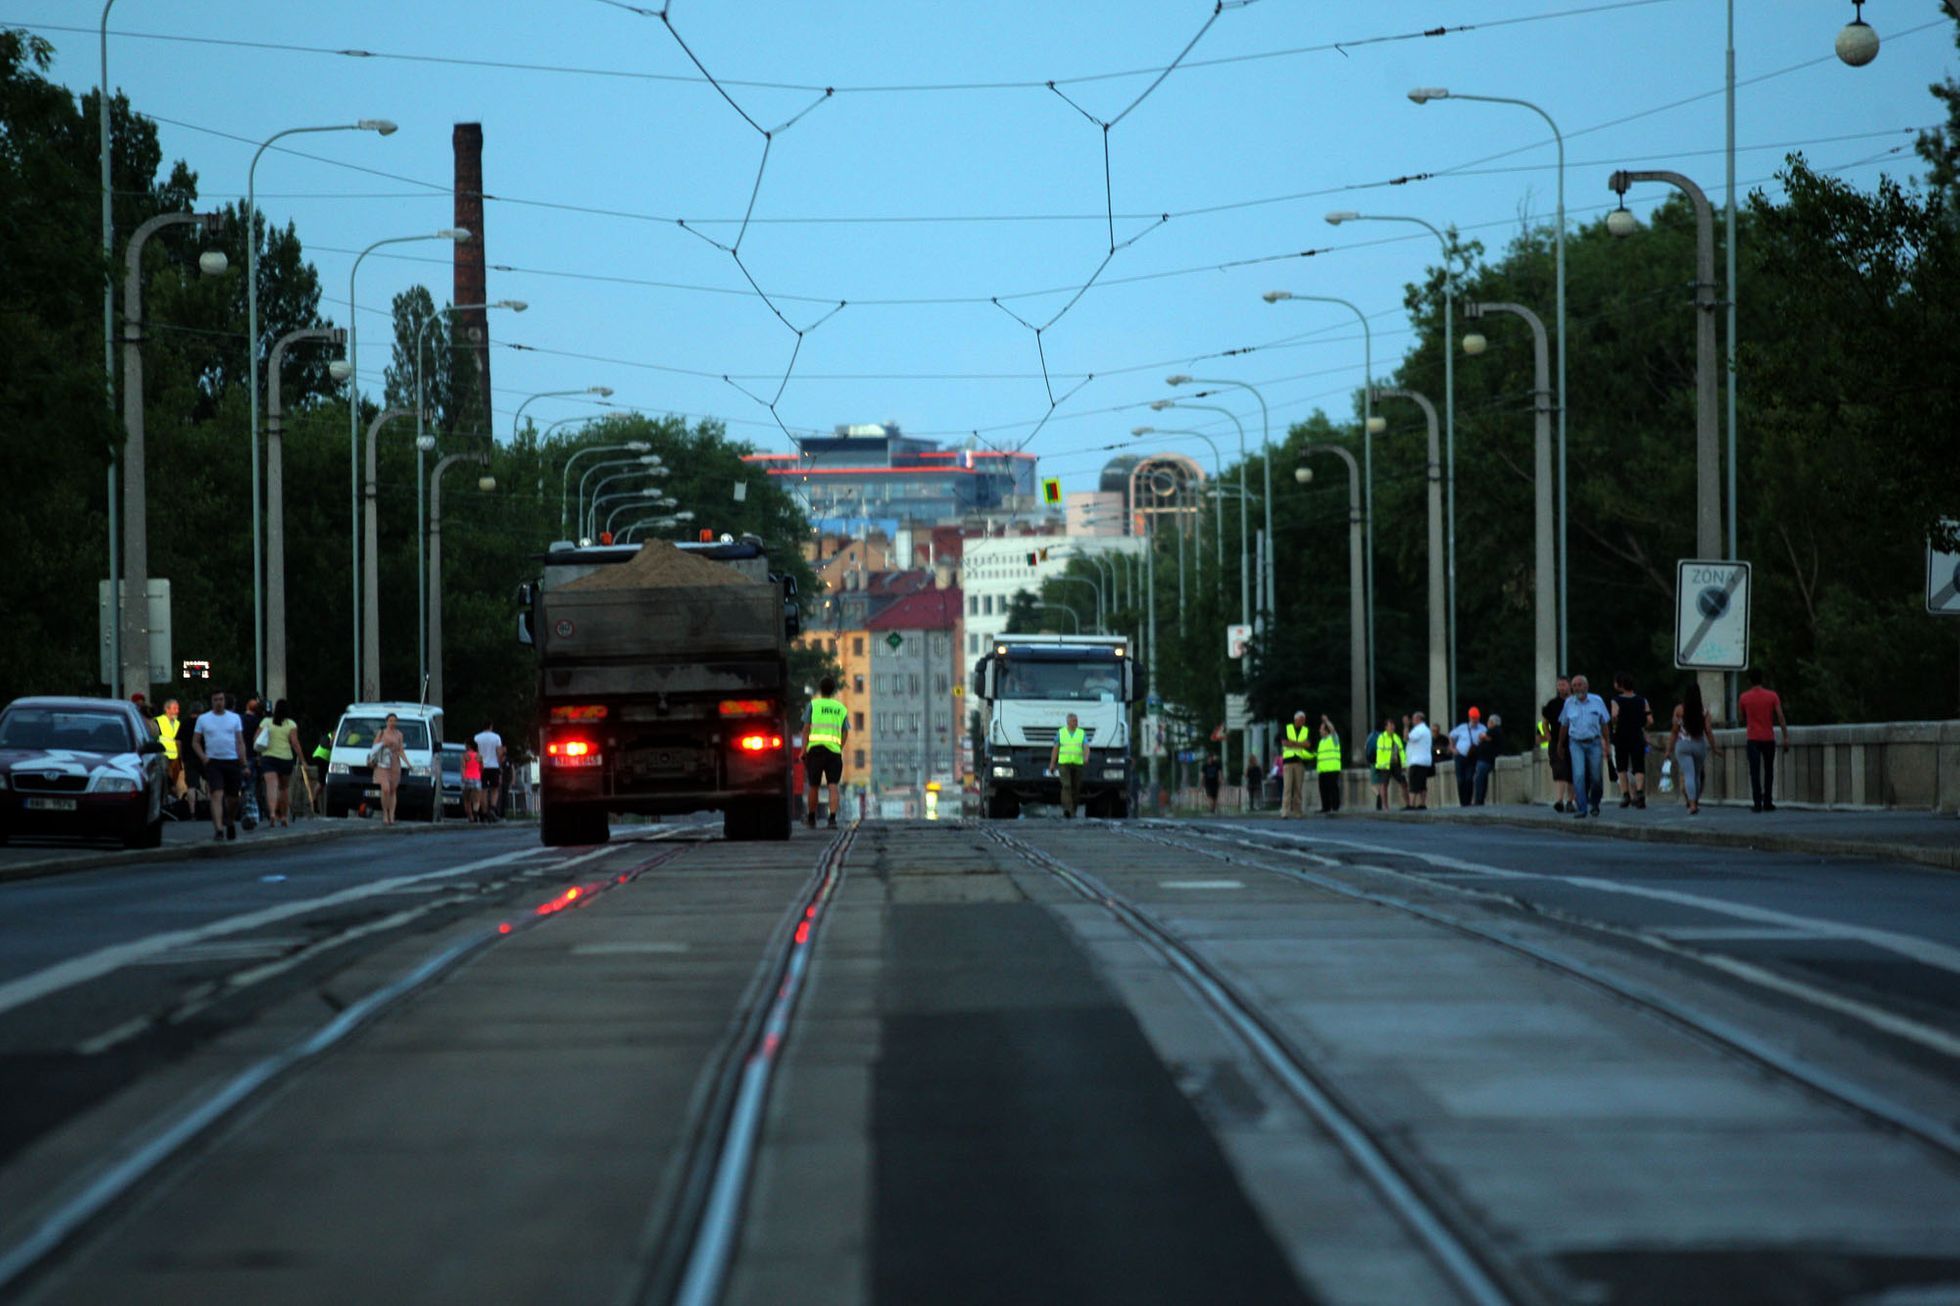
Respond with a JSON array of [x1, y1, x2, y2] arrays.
[[192, 690, 246, 841], [473, 722, 507, 821], [1404, 711, 1434, 811]]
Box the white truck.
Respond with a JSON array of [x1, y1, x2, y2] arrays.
[[971, 634, 1140, 819]]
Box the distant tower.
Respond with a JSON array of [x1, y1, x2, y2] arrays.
[[452, 122, 490, 435]]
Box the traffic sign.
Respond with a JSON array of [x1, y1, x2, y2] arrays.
[[885, 631, 904, 650], [1927, 523, 1960, 616], [1224, 692, 1250, 731], [1226, 623, 1252, 660], [1674, 559, 1751, 670], [1040, 476, 1063, 506]]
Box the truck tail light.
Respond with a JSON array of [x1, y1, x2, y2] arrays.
[[548, 705, 608, 723], [736, 733, 784, 753], [546, 739, 602, 767]]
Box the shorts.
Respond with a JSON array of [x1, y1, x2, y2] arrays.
[[462, 778, 482, 791], [261, 756, 294, 777], [1408, 764, 1430, 794], [204, 758, 243, 795], [1614, 741, 1645, 776], [803, 748, 842, 785], [1548, 746, 1572, 782], [480, 768, 501, 790], [1202, 781, 1220, 798], [1372, 768, 1391, 785]]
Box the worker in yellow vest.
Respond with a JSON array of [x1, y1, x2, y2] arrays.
[[1314, 715, 1344, 815], [1371, 716, 1405, 813], [803, 676, 851, 830], [1281, 710, 1313, 819], [155, 698, 187, 800], [1050, 711, 1088, 819]]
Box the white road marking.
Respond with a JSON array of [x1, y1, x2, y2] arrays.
[[1651, 925, 1827, 942], [1158, 880, 1245, 890], [0, 845, 571, 1019], [73, 1016, 151, 1056], [127, 936, 311, 967], [570, 941, 691, 955]]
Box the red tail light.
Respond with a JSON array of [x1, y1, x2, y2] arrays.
[[737, 733, 784, 753], [719, 699, 773, 717], [548, 705, 608, 723], [545, 739, 602, 767]]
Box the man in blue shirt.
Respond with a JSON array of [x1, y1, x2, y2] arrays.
[[1557, 673, 1613, 817], [1447, 708, 1486, 808]]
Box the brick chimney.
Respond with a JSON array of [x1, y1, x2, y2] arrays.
[[452, 123, 490, 434]]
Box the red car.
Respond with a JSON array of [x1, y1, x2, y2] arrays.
[[0, 696, 168, 849]]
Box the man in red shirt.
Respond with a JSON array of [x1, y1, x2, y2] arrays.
[[1737, 668, 1790, 813]]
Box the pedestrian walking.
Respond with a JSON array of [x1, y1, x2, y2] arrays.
[[1050, 710, 1087, 819], [804, 676, 850, 829], [1557, 674, 1612, 817], [192, 690, 246, 841], [255, 700, 303, 827], [309, 733, 333, 807], [1201, 753, 1222, 814], [473, 720, 507, 821], [155, 698, 187, 805], [1448, 707, 1486, 808], [1405, 711, 1434, 811], [1281, 711, 1312, 818], [1610, 673, 1655, 810], [370, 712, 409, 825], [240, 694, 265, 829], [1371, 717, 1405, 813], [1473, 714, 1503, 805], [1666, 680, 1722, 815], [1541, 676, 1573, 811], [1314, 715, 1343, 815], [1737, 668, 1790, 812], [1243, 755, 1263, 811], [462, 742, 484, 822]]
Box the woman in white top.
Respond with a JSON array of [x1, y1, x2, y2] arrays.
[[371, 713, 408, 825]]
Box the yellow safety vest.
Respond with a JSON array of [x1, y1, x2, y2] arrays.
[[1535, 719, 1550, 750], [156, 715, 179, 761], [1283, 723, 1312, 762], [1315, 733, 1342, 772], [808, 697, 848, 753], [1056, 725, 1087, 766], [1374, 732, 1404, 769]]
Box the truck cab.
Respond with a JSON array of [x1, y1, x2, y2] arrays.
[[972, 635, 1140, 819]]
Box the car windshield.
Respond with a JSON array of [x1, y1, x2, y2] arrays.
[[440, 751, 463, 775], [336, 717, 430, 750], [0, 708, 133, 753], [997, 659, 1123, 703]]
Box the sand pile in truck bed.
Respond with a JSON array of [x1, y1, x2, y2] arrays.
[[563, 540, 763, 591]]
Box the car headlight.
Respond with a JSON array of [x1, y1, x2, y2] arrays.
[[407, 765, 431, 778], [90, 776, 139, 794], [328, 762, 350, 775], [991, 765, 1014, 778]]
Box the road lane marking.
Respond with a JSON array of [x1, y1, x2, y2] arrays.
[[73, 1016, 151, 1056], [1158, 880, 1245, 890], [1651, 925, 1827, 942], [570, 941, 691, 955], [0, 844, 614, 1019]]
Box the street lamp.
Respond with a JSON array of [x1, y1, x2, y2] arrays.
[[1261, 290, 1378, 725], [1167, 376, 1273, 628], [584, 462, 667, 538], [413, 298, 525, 687], [246, 118, 395, 692], [362, 407, 415, 700], [1150, 399, 1246, 619], [1131, 426, 1226, 580], [1410, 85, 1568, 670], [1837, 2, 1880, 65], [428, 451, 492, 709], [117, 211, 226, 698], [512, 386, 613, 446], [1371, 386, 1449, 727], [265, 325, 347, 703], [1327, 207, 1463, 715], [1297, 444, 1367, 763], [348, 227, 471, 701], [1461, 300, 1557, 713], [559, 440, 652, 537]]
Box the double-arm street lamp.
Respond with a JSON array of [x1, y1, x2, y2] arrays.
[[245, 119, 395, 692], [559, 441, 652, 537], [347, 227, 471, 701], [1410, 86, 1569, 671]]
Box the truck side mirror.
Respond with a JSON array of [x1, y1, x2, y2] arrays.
[[1124, 660, 1143, 704], [514, 582, 533, 609], [784, 601, 802, 640], [516, 612, 533, 647]]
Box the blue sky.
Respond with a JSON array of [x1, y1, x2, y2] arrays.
[[14, 1, 1956, 491]]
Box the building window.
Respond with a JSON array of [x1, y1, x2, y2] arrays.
[[852, 635, 864, 656], [968, 633, 978, 655], [854, 749, 866, 769], [854, 711, 865, 730], [983, 595, 994, 616], [853, 674, 865, 693], [909, 674, 921, 695]]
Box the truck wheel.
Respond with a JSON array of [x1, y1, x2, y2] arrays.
[[1106, 796, 1129, 820], [723, 804, 754, 842], [540, 805, 578, 847], [756, 794, 792, 842], [583, 810, 612, 844]]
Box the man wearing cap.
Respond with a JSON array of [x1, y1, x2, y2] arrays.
[[1447, 707, 1487, 808]]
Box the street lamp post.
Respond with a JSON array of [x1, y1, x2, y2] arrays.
[[1462, 301, 1557, 712], [1296, 447, 1366, 763], [247, 119, 395, 692], [1048, 575, 1104, 632], [1608, 168, 1724, 716], [1411, 86, 1568, 671], [265, 325, 346, 704], [512, 386, 613, 447], [587, 468, 668, 539], [1327, 209, 1460, 711], [99, 0, 119, 697], [589, 489, 664, 538], [362, 406, 415, 701], [1168, 377, 1272, 625], [427, 452, 492, 710], [413, 297, 524, 687], [559, 441, 650, 537], [576, 456, 662, 536], [119, 210, 225, 697], [348, 228, 471, 701], [1260, 292, 1378, 725], [1371, 386, 1450, 727]]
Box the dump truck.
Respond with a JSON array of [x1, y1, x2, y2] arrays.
[[971, 634, 1140, 819], [518, 537, 801, 846]]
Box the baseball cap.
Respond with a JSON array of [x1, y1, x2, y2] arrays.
[[1468, 706, 1481, 721]]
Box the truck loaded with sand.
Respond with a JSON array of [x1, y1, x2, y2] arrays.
[[517, 537, 801, 845]]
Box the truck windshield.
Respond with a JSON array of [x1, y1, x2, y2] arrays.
[[997, 659, 1123, 703]]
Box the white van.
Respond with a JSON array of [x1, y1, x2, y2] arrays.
[[323, 702, 445, 821]]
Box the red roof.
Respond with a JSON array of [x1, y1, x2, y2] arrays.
[[867, 587, 963, 632]]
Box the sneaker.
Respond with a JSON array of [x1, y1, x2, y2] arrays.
[[1619, 795, 1632, 809], [1634, 796, 1646, 809], [1572, 809, 1588, 819], [803, 812, 816, 829], [826, 814, 838, 829], [1552, 801, 1565, 813], [226, 823, 237, 841]]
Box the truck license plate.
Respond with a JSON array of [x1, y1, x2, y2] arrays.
[[25, 798, 78, 812]]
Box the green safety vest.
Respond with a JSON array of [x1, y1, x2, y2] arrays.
[[1374, 732, 1404, 769], [1056, 725, 1087, 766], [808, 697, 848, 753], [1283, 723, 1312, 762], [1316, 733, 1343, 773]]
